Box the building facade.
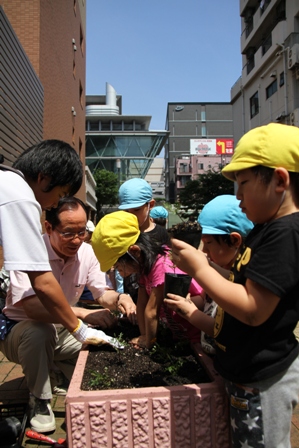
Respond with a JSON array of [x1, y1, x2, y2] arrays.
[[231, 0, 299, 143], [144, 157, 165, 197], [85, 83, 169, 183], [1, 6, 43, 164], [165, 102, 233, 202], [175, 153, 232, 193], [1, 0, 87, 201]]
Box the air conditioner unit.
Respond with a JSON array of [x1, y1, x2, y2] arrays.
[[290, 108, 299, 126], [288, 44, 299, 70]]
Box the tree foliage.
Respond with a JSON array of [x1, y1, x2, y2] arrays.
[[178, 170, 234, 220], [93, 169, 119, 218]]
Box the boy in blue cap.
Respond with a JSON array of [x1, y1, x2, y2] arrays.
[[118, 179, 170, 301], [165, 195, 253, 355], [170, 123, 299, 447]]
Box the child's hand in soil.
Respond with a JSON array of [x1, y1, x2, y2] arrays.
[[130, 335, 147, 349]]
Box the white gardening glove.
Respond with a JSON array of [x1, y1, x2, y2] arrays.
[[72, 319, 124, 349]]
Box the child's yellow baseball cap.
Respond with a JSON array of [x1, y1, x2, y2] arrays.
[[91, 211, 140, 272], [222, 123, 299, 181]]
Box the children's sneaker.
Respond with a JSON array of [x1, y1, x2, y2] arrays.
[[29, 395, 56, 432]]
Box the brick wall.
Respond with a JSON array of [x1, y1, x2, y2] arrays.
[[0, 0, 87, 266], [1, 0, 87, 201]]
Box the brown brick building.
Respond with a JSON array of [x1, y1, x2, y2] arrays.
[[1, 0, 86, 193], [0, 0, 87, 265]]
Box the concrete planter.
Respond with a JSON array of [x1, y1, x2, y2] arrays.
[[65, 343, 230, 448]]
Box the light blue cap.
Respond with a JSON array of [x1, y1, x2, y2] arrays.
[[118, 178, 153, 210], [198, 195, 253, 237], [150, 206, 168, 219]]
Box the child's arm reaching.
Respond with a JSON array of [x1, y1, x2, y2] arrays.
[[130, 286, 147, 348], [171, 238, 280, 326], [144, 285, 164, 348], [130, 285, 163, 349], [164, 293, 214, 336]]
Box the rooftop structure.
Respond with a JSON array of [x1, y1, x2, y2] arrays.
[[85, 83, 169, 181]]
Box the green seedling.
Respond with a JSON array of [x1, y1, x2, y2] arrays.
[[150, 342, 187, 376], [88, 367, 115, 389]]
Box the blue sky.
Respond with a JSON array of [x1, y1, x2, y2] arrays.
[[86, 1, 242, 131]]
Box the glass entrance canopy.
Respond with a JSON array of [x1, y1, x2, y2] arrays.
[[85, 131, 168, 180]]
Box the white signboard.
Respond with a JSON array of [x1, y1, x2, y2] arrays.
[[190, 139, 216, 155]]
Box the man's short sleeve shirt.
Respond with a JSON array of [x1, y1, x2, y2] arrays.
[[0, 170, 50, 271]]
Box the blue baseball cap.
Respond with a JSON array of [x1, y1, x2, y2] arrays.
[[150, 206, 168, 219], [198, 195, 253, 237], [118, 178, 153, 210]]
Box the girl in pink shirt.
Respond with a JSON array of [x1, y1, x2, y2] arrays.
[[92, 211, 203, 349]]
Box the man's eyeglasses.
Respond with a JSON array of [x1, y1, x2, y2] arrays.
[[56, 230, 87, 241]]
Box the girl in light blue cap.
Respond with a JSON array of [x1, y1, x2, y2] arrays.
[[149, 205, 168, 228], [164, 195, 253, 355]]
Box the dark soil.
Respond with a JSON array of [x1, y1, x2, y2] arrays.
[[81, 319, 210, 391]]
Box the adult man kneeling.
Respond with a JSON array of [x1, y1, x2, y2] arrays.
[[0, 197, 136, 432]]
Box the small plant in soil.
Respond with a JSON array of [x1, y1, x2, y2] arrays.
[[82, 318, 210, 391], [89, 367, 115, 389]]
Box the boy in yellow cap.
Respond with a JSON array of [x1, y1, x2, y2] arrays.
[[171, 123, 299, 447]]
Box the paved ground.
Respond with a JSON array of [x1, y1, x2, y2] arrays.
[[0, 351, 66, 447], [1, 327, 299, 447]]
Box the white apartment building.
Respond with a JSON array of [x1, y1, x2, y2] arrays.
[[231, 0, 299, 143]]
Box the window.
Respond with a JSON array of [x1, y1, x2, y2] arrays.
[[179, 163, 189, 173], [201, 111, 206, 122], [266, 79, 277, 99], [124, 122, 133, 130], [247, 54, 255, 74], [80, 25, 84, 53], [279, 72, 284, 87], [250, 92, 259, 118], [113, 123, 122, 131], [101, 122, 111, 131], [262, 33, 272, 56], [260, 0, 271, 15], [89, 121, 99, 131], [198, 163, 204, 170], [134, 123, 145, 131], [245, 17, 253, 38], [180, 176, 191, 187], [201, 125, 206, 136], [79, 81, 83, 108]]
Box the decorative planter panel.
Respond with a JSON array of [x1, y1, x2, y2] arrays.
[[66, 343, 230, 448]]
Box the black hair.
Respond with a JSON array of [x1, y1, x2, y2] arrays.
[[117, 232, 168, 276], [168, 222, 202, 249], [250, 166, 274, 184], [45, 197, 87, 229], [251, 165, 299, 206], [151, 217, 167, 227], [12, 140, 83, 196], [212, 234, 234, 247]]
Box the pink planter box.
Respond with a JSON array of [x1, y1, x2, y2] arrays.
[[66, 343, 230, 448]]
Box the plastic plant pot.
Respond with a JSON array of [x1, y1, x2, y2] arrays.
[[164, 272, 192, 298]]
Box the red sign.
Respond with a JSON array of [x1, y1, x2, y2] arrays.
[[216, 139, 234, 154]]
